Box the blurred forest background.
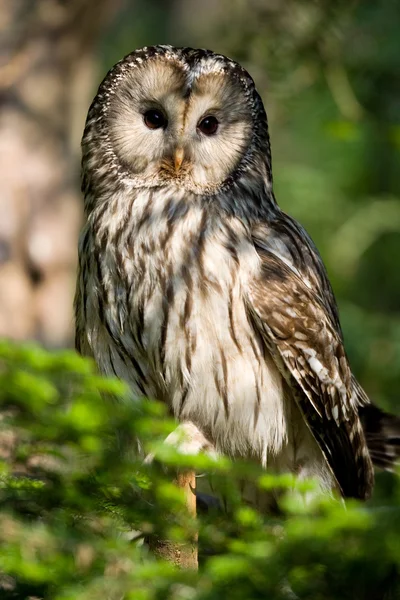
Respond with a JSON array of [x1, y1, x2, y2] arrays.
[[1, 0, 400, 418], [1, 2, 400, 598]]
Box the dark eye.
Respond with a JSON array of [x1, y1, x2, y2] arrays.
[[144, 109, 167, 130], [197, 115, 219, 136]]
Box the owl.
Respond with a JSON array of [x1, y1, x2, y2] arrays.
[[75, 45, 399, 503]]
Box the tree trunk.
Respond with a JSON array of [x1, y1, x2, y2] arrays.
[[0, 0, 119, 346]]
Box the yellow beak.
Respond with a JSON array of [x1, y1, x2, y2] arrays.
[[174, 147, 184, 172]]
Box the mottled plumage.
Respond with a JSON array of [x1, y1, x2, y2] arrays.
[[75, 45, 399, 502]]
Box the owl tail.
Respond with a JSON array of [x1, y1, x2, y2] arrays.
[[359, 404, 400, 471]]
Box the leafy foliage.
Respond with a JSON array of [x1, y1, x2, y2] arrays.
[[0, 341, 399, 599]]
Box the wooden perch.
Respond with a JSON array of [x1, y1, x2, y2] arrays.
[[148, 469, 198, 569]]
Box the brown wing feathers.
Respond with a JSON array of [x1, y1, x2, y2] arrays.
[[248, 250, 375, 499]]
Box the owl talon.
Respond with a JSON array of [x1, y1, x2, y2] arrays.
[[144, 421, 218, 465]]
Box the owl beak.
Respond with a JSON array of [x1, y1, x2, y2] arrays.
[[174, 147, 184, 172]]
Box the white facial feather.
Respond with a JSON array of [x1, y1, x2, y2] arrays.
[[106, 56, 253, 193], [108, 59, 187, 175]]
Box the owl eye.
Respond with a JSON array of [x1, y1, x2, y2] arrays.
[[197, 115, 219, 136], [144, 109, 167, 130]]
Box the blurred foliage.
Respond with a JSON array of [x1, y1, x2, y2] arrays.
[[99, 0, 400, 417], [0, 341, 399, 599]]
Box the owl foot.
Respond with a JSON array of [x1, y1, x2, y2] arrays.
[[144, 421, 219, 464]]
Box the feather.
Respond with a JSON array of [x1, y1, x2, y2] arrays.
[[248, 250, 374, 499], [359, 404, 400, 471]]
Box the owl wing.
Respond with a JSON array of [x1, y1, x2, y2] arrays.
[[246, 247, 374, 499], [252, 216, 371, 408]]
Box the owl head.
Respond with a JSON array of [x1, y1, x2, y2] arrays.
[[82, 46, 272, 201]]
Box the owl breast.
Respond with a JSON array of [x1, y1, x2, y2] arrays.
[[85, 188, 291, 463]]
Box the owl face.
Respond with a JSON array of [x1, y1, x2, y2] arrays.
[[102, 49, 256, 194]]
